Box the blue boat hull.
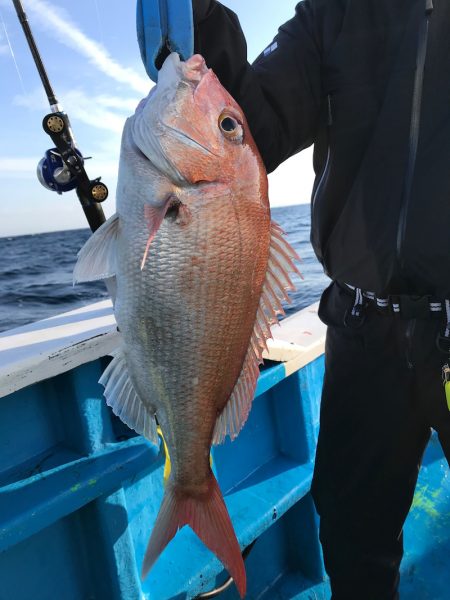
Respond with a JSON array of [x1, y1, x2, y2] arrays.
[[0, 348, 449, 598]]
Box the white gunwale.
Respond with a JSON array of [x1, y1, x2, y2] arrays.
[[0, 300, 326, 399]]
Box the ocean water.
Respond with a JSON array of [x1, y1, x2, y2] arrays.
[[0, 204, 329, 333]]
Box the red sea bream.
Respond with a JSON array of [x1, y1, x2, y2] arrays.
[[74, 53, 299, 598]]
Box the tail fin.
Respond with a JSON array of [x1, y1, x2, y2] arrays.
[[141, 473, 246, 598]]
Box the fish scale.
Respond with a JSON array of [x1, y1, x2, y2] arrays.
[[116, 198, 268, 484], [74, 52, 299, 598]]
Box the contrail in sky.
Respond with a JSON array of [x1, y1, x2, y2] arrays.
[[0, 7, 27, 94], [23, 0, 150, 94]]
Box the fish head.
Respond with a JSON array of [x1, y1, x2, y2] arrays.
[[129, 52, 263, 186], [117, 53, 269, 270]]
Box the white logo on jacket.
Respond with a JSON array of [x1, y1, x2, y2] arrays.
[[263, 41, 278, 57]]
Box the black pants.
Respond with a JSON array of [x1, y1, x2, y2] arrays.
[[311, 282, 450, 600]]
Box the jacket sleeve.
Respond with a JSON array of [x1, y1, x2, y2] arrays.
[[194, 1, 322, 173]]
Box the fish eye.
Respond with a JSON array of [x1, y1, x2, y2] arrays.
[[218, 113, 243, 143], [221, 117, 237, 132]]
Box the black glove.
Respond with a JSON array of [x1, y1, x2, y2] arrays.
[[193, 0, 213, 22]]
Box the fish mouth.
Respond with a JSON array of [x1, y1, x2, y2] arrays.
[[160, 54, 220, 159], [182, 54, 208, 80], [132, 53, 219, 184]]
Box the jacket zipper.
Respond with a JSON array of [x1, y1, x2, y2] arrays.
[[312, 95, 333, 210], [396, 0, 434, 264]]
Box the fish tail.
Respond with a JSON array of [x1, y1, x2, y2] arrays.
[[141, 473, 246, 598]]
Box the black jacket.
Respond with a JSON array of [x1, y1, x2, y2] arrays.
[[195, 0, 450, 297]]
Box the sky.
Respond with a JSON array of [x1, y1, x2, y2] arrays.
[[0, 0, 315, 237]]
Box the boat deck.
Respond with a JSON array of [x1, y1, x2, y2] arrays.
[[0, 302, 449, 599]]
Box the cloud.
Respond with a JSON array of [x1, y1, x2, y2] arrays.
[[13, 87, 49, 111], [21, 0, 150, 94], [58, 89, 127, 133], [0, 157, 39, 178], [14, 87, 138, 134], [95, 95, 141, 111], [268, 150, 314, 207], [0, 157, 37, 172]]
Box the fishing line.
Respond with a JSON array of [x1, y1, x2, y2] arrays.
[[194, 541, 257, 599], [92, 0, 105, 48], [0, 6, 27, 95]]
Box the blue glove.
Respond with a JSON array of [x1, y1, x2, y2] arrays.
[[136, 0, 195, 82]]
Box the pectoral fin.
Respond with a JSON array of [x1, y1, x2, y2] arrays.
[[140, 198, 175, 270], [73, 213, 119, 283]]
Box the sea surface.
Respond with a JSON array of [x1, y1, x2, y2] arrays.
[[0, 204, 330, 333]]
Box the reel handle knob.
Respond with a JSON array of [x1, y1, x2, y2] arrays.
[[90, 181, 109, 203], [42, 112, 67, 135]]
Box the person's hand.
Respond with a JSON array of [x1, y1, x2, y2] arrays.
[[193, 0, 212, 21]]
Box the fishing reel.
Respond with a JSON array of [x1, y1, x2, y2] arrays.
[[37, 111, 109, 203], [37, 148, 83, 194], [37, 147, 108, 201]]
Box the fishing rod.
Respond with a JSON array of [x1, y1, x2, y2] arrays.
[[11, 0, 108, 233]]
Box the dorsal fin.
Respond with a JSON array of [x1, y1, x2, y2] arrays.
[[99, 348, 159, 446], [212, 221, 300, 444]]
